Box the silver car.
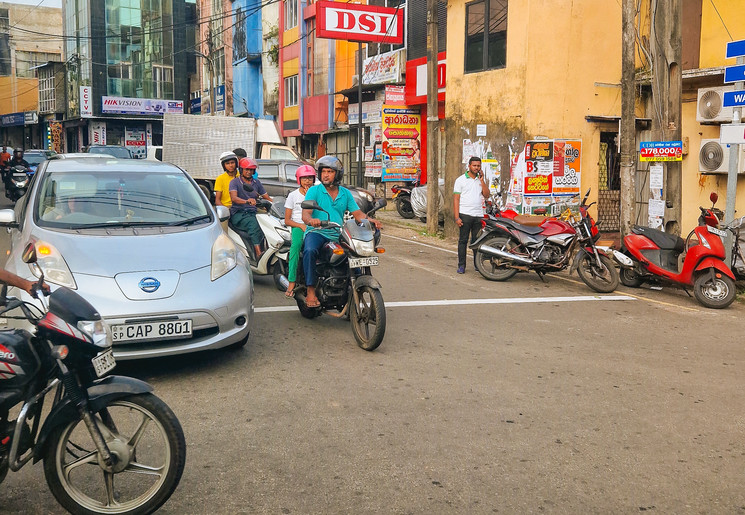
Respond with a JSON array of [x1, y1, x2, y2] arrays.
[[0, 156, 253, 359]]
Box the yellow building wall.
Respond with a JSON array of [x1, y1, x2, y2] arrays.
[[0, 77, 38, 114], [699, 2, 745, 69]]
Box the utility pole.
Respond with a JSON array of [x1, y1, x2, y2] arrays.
[[357, 42, 364, 187], [619, 0, 636, 236], [425, 0, 440, 235], [649, 0, 682, 234], [206, 27, 215, 116]]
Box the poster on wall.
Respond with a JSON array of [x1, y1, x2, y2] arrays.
[[89, 122, 106, 146], [125, 128, 147, 159], [49, 122, 63, 153], [380, 105, 421, 182]]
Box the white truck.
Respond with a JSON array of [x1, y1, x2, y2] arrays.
[[161, 113, 301, 199]]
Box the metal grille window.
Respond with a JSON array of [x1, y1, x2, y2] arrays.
[[284, 75, 298, 107], [16, 51, 61, 78], [285, 0, 298, 29], [38, 67, 56, 113], [465, 0, 507, 73]]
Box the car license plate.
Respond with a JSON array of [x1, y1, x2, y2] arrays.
[[111, 320, 193, 343], [708, 226, 727, 237], [92, 349, 116, 378], [348, 256, 378, 268]]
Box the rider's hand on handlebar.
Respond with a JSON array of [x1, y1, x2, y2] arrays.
[[22, 278, 49, 297], [369, 217, 382, 230], [310, 218, 322, 228]]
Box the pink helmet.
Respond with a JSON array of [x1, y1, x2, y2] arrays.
[[295, 164, 316, 185], [239, 157, 257, 170]]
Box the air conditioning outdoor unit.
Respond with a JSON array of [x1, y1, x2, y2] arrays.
[[699, 139, 745, 174], [696, 86, 735, 123]]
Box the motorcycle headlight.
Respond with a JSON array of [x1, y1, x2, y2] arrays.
[[353, 238, 375, 256], [211, 233, 237, 280], [77, 319, 112, 348], [31, 241, 76, 289], [13, 178, 27, 188], [699, 233, 711, 249]]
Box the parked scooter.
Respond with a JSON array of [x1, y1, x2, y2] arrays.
[[470, 188, 623, 293], [620, 192, 736, 308], [3, 165, 31, 203], [0, 243, 186, 514], [225, 195, 292, 291], [391, 176, 420, 219], [290, 198, 388, 351]]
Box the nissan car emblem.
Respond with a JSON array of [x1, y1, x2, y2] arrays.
[[139, 277, 161, 293]]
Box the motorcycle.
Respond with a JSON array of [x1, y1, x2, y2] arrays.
[[3, 165, 32, 203], [225, 194, 292, 291], [470, 188, 622, 293], [620, 192, 736, 308], [290, 198, 387, 351], [391, 177, 419, 219], [0, 243, 186, 514]]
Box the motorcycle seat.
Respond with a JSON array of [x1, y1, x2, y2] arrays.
[[513, 214, 545, 227], [493, 217, 544, 235], [632, 225, 685, 252]]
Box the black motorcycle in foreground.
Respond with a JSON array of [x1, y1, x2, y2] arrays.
[[290, 199, 387, 351], [3, 164, 32, 203], [0, 244, 185, 514]]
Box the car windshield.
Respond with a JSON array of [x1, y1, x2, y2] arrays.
[[35, 171, 210, 228], [25, 154, 46, 166], [89, 147, 131, 158]]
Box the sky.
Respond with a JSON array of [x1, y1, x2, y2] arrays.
[[9, 0, 61, 7]]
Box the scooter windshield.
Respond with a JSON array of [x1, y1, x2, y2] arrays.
[[344, 219, 374, 241]]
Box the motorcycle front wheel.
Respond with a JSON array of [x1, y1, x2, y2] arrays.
[[43, 393, 186, 515], [576, 253, 620, 293], [350, 285, 386, 351], [473, 236, 519, 281], [693, 272, 736, 309], [395, 197, 415, 219]]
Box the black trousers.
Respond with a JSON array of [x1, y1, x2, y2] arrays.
[[458, 213, 482, 268]]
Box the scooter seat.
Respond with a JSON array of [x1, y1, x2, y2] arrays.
[[632, 225, 685, 252], [492, 217, 544, 235], [513, 214, 545, 227]]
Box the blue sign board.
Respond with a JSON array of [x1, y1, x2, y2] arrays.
[[724, 64, 745, 84], [215, 85, 225, 112], [726, 40, 745, 59], [723, 90, 745, 108], [1, 112, 24, 127], [190, 97, 201, 114]]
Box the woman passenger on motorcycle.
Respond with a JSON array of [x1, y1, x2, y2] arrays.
[[229, 157, 272, 259], [283, 165, 316, 298]]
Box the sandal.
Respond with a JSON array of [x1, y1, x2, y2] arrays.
[[306, 298, 321, 308], [285, 289, 295, 298]]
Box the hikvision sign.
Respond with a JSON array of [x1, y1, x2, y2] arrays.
[[317, 1, 403, 44]]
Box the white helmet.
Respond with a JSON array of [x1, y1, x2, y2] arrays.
[[219, 151, 238, 171]]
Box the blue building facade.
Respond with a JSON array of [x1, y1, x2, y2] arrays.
[[232, 0, 265, 118]]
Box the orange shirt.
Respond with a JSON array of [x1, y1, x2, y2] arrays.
[[0, 152, 11, 165]]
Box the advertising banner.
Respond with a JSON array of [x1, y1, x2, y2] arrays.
[[385, 85, 406, 105], [524, 140, 553, 196], [380, 105, 420, 182], [49, 122, 63, 153], [348, 100, 383, 125], [639, 141, 682, 161], [362, 49, 403, 85], [80, 86, 92, 118], [316, 1, 403, 44], [190, 97, 201, 114], [102, 96, 184, 116], [125, 128, 147, 159], [404, 52, 446, 105], [1, 113, 24, 127], [215, 85, 225, 112], [89, 122, 106, 146]]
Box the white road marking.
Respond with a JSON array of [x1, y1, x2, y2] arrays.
[[255, 295, 634, 313], [385, 234, 458, 254]]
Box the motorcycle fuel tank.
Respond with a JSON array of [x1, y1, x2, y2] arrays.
[[0, 329, 39, 388]]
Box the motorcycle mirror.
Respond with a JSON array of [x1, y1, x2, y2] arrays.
[[0, 284, 6, 307], [21, 242, 37, 264], [710, 192, 719, 205], [375, 198, 387, 209], [301, 200, 321, 210]]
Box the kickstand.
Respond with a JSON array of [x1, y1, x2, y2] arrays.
[[682, 287, 692, 297], [536, 271, 547, 283]]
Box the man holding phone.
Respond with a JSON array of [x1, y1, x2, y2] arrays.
[[453, 156, 490, 274]]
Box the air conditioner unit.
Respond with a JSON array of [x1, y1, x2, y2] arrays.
[[699, 139, 745, 174], [696, 86, 735, 123]]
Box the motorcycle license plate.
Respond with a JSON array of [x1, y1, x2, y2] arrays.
[[708, 226, 727, 237], [92, 349, 116, 377], [111, 320, 193, 342], [348, 256, 378, 268]]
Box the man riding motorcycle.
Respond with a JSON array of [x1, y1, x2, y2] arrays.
[[6, 149, 29, 169], [301, 155, 381, 308]]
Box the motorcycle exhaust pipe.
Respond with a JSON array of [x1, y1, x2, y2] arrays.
[[479, 244, 534, 265]]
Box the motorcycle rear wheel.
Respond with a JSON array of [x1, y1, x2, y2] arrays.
[[693, 272, 736, 309], [576, 253, 620, 293], [43, 393, 186, 515], [619, 267, 644, 288], [473, 236, 519, 281], [395, 197, 415, 219], [350, 285, 386, 351]]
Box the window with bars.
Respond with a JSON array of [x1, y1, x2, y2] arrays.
[[465, 0, 507, 73], [284, 75, 298, 107], [285, 0, 298, 29], [16, 51, 61, 78], [38, 66, 56, 113], [366, 0, 405, 57]]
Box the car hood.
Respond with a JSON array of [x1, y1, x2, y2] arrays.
[[40, 226, 219, 276]]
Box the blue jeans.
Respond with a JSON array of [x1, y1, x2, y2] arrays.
[[303, 232, 331, 286]]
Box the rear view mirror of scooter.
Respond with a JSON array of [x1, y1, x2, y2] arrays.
[[710, 192, 719, 205], [301, 199, 322, 211]]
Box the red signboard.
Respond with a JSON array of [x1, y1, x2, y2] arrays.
[[404, 52, 446, 105], [317, 1, 404, 44]]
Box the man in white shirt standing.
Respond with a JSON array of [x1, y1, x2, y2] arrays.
[[453, 156, 490, 274]]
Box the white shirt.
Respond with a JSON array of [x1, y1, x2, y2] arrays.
[[453, 173, 485, 217], [284, 188, 306, 224]]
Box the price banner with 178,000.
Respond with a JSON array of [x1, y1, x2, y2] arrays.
[[639, 141, 683, 162]]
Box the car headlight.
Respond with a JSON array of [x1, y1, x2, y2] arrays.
[[353, 238, 375, 256], [77, 319, 112, 348], [31, 241, 76, 289], [211, 233, 237, 280]]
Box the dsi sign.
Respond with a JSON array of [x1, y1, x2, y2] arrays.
[[317, 1, 403, 44]]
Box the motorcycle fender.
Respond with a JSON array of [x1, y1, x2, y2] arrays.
[[354, 275, 381, 290], [469, 227, 511, 249], [694, 257, 736, 280], [570, 248, 591, 275], [33, 375, 153, 462]]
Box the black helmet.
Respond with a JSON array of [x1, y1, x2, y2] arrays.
[[315, 155, 344, 185]]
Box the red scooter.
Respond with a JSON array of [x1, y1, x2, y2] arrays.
[[620, 193, 736, 308]]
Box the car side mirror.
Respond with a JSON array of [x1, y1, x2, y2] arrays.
[[0, 208, 18, 228], [301, 200, 321, 210], [215, 205, 230, 222]]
